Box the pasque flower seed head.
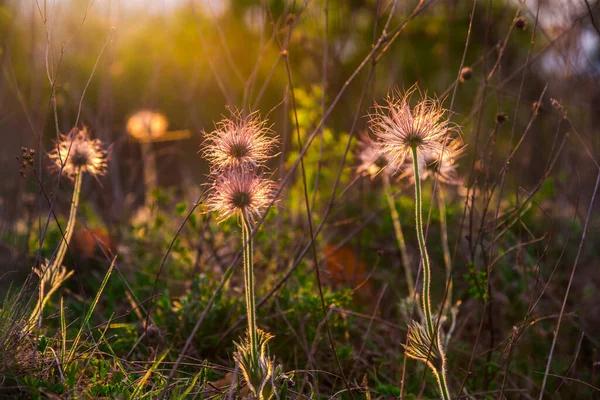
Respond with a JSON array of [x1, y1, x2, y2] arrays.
[[369, 87, 459, 173], [206, 167, 276, 223], [48, 127, 108, 180], [202, 109, 277, 171]]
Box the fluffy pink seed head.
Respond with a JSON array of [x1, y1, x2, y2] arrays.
[[369, 86, 459, 173], [404, 139, 465, 185], [423, 140, 464, 185], [202, 110, 277, 171], [48, 127, 108, 180], [356, 135, 399, 179], [206, 168, 277, 223]]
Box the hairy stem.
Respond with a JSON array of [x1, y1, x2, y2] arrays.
[[51, 167, 82, 271], [411, 147, 451, 400], [382, 174, 415, 296], [411, 147, 433, 335], [437, 341, 451, 400], [30, 168, 81, 329], [241, 212, 258, 361], [427, 356, 451, 400]]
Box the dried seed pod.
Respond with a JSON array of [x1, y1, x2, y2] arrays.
[[514, 16, 528, 30], [459, 67, 472, 82], [496, 112, 509, 124]]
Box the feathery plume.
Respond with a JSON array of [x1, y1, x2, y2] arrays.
[[370, 85, 458, 400], [202, 109, 283, 398], [356, 134, 400, 179], [48, 127, 108, 180], [202, 110, 277, 171], [368, 87, 459, 172], [206, 168, 276, 223], [404, 139, 465, 185]]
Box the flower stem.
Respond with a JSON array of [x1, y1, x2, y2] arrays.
[[438, 354, 451, 400], [241, 212, 258, 361], [411, 147, 433, 336], [429, 356, 451, 400], [382, 174, 414, 296], [30, 168, 81, 329], [51, 167, 82, 271], [411, 147, 451, 400]]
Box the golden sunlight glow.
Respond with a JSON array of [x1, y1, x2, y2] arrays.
[[126, 110, 169, 141]]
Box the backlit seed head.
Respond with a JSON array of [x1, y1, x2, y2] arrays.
[[206, 168, 276, 223], [48, 127, 108, 180], [405, 139, 465, 185], [356, 135, 398, 179], [202, 109, 277, 171], [369, 86, 460, 173]]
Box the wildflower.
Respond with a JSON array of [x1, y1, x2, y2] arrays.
[[369, 87, 458, 172], [406, 140, 465, 185], [206, 167, 276, 223], [48, 127, 108, 180], [202, 109, 283, 399], [126, 109, 168, 141], [46, 127, 110, 288], [371, 86, 459, 400], [202, 110, 277, 171], [356, 135, 398, 179], [358, 133, 415, 294]]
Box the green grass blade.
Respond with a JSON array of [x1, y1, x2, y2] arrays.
[[60, 296, 66, 363], [176, 361, 207, 400], [130, 347, 170, 400], [66, 256, 116, 364]]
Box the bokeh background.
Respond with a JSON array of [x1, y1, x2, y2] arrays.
[[0, 0, 599, 398]]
